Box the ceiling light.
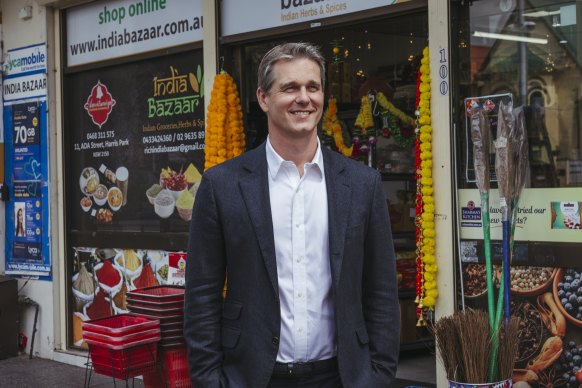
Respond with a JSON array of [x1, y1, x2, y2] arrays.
[[473, 31, 548, 44], [523, 10, 560, 18]]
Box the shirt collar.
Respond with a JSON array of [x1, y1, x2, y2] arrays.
[[266, 136, 324, 180]]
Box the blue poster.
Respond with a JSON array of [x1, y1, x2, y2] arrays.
[[4, 100, 51, 278]]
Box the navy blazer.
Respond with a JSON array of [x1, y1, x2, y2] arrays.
[[185, 142, 400, 388]]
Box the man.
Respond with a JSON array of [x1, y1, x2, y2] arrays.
[[185, 42, 400, 388]]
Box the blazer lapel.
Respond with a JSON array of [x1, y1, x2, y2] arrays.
[[239, 145, 278, 297], [323, 147, 351, 290]]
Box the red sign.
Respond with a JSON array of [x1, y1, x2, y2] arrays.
[[84, 81, 116, 128]]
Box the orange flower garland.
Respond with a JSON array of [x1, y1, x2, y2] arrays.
[[415, 47, 437, 322], [204, 71, 245, 170], [323, 97, 353, 157]]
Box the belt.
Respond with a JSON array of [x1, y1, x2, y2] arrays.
[[272, 357, 337, 379]]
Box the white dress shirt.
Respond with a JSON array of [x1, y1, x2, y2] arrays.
[[266, 137, 336, 363]]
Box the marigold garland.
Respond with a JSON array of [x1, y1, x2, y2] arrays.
[[204, 71, 245, 170], [376, 92, 416, 127], [354, 95, 374, 135], [415, 47, 437, 324], [323, 97, 353, 157]]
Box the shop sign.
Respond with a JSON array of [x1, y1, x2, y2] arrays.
[[3, 43, 47, 103], [67, 50, 205, 233], [66, 0, 203, 67], [5, 101, 51, 277], [222, 0, 410, 36], [458, 187, 582, 243]]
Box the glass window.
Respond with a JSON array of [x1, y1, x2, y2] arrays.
[[453, 0, 582, 188]]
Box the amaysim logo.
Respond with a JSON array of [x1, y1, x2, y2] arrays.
[[5, 49, 46, 72]]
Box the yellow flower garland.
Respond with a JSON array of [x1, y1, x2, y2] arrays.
[[416, 46, 438, 313], [376, 92, 416, 127], [204, 71, 245, 170], [354, 95, 374, 135], [323, 97, 353, 157]]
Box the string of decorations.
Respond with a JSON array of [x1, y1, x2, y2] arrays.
[[376, 92, 415, 149], [352, 95, 376, 161], [415, 46, 437, 324], [322, 97, 353, 157], [204, 71, 245, 170]]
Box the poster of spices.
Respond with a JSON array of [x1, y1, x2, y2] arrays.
[[464, 93, 513, 184], [71, 246, 181, 348], [461, 262, 582, 386], [65, 50, 205, 234], [4, 101, 51, 277]]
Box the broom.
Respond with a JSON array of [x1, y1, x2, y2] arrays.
[[432, 309, 520, 384], [470, 105, 500, 380]]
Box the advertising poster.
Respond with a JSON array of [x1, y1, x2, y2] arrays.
[[4, 101, 51, 277], [66, 50, 205, 234], [462, 263, 582, 387], [458, 188, 582, 242], [70, 247, 184, 347]]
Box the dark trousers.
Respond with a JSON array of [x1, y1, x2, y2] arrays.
[[267, 368, 343, 388]]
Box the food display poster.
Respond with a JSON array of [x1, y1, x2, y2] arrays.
[[70, 247, 183, 348], [464, 93, 513, 183], [461, 263, 582, 387], [4, 101, 51, 278], [65, 50, 205, 234], [458, 188, 582, 243]]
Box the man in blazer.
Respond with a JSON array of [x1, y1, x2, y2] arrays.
[[185, 42, 400, 388]]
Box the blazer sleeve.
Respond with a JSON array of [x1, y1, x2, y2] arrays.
[[184, 173, 227, 388], [363, 171, 401, 386]]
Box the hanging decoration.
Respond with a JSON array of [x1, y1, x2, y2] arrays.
[[330, 39, 344, 63], [415, 46, 437, 324], [204, 71, 245, 171], [376, 92, 416, 149], [322, 97, 353, 157], [352, 95, 376, 161]]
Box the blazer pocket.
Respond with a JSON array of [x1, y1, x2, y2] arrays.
[[223, 301, 242, 320], [355, 325, 370, 345], [222, 326, 241, 348]]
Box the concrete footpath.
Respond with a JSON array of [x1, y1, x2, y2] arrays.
[[0, 353, 435, 388], [0, 355, 145, 388]]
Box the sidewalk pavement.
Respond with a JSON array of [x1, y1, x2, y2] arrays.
[[0, 355, 145, 388], [0, 353, 435, 388]]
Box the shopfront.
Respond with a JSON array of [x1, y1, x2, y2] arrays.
[[451, 0, 582, 385], [1, 0, 454, 383], [63, 0, 205, 348]]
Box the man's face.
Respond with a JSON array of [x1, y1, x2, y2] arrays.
[[257, 57, 324, 140]]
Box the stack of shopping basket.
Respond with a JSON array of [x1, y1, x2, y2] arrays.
[[127, 285, 190, 388], [82, 314, 161, 381]]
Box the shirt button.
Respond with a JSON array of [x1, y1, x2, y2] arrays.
[[272, 337, 279, 345], [298, 327, 303, 333], [296, 256, 302, 263], [297, 292, 302, 298]]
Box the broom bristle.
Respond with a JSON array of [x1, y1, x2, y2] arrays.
[[432, 309, 519, 383]]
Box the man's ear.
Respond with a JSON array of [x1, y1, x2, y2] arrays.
[[256, 88, 269, 113]]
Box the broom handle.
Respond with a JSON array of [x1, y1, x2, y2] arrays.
[[503, 219, 511, 324], [489, 266, 506, 382], [480, 192, 495, 329]]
